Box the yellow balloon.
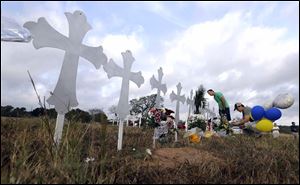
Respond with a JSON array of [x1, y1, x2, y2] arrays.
[[256, 118, 273, 132]]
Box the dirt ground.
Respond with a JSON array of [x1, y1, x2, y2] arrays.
[[148, 147, 225, 169]]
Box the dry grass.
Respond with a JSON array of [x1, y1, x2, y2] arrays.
[[1, 117, 299, 184]]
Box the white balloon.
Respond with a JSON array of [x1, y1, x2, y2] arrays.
[[263, 99, 274, 110], [273, 93, 294, 109]]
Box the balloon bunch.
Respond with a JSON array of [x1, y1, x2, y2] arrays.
[[251, 106, 281, 132], [251, 93, 294, 132]]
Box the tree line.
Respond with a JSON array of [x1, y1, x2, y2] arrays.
[[1, 105, 107, 123]]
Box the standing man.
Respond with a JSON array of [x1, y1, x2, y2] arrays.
[[290, 122, 298, 139], [207, 89, 231, 121]]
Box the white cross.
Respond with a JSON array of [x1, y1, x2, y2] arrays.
[[185, 89, 194, 131], [170, 82, 186, 142], [150, 67, 167, 108], [103, 50, 144, 150], [24, 11, 107, 145]]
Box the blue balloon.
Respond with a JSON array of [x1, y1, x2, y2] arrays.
[[264, 107, 282, 121], [251, 105, 265, 121]]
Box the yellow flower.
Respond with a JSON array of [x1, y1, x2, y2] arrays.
[[189, 134, 200, 143], [204, 131, 214, 138]]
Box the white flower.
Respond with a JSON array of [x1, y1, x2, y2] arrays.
[[132, 148, 136, 151], [146, 148, 152, 156], [84, 157, 95, 163]]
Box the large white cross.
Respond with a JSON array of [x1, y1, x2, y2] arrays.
[[24, 11, 108, 145], [103, 50, 144, 150], [170, 82, 186, 142], [150, 67, 167, 108]]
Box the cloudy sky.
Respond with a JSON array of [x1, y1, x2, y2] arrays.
[[1, 1, 299, 125]]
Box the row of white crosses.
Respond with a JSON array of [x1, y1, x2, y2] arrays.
[[133, 66, 200, 146], [151, 68, 196, 144], [23, 10, 194, 150]]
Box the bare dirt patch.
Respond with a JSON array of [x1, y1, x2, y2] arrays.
[[148, 147, 225, 169]]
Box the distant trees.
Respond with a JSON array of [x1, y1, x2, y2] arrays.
[[94, 112, 108, 123], [65, 108, 92, 123], [1, 105, 106, 123], [1, 105, 29, 117], [1, 105, 15, 117], [89, 108, 107, 123], [31, 107, 46, 117], [11, 107, 28, 117], [129, 94, 162, 117], [46, 108, 58, 119], [28, 107, 57, 118]]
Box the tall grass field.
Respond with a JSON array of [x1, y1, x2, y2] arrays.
[[1, 117, 299, 184]]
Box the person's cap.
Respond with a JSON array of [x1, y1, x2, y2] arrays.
[[165, 108, 174, 115], [234, 103, 243, 111], [167, 115, 175, 119]]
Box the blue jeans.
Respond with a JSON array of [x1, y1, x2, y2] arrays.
[[219, 107, 231, 121]]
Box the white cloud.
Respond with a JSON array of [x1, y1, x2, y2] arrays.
[[91, 19, 103, 32], [217, 69, 242, 82], [86, 29, 144, 63], [144, 1, 186, 28], [154, 11, 299, 124], [218, 72, 229, 82], [101, 34, 143, 62]]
